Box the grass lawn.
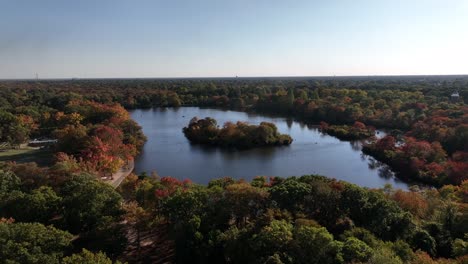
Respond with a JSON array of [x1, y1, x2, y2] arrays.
[[0, 147, 53, 166]]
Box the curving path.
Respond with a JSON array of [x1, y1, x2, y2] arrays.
[[109, 160, 134, 188]]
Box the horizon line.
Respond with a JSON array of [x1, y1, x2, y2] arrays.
[[1, 73, 468, 81]]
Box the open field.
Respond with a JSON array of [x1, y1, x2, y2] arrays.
[[0, 147, 53, 166]]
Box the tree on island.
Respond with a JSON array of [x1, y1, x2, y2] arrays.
[[183, 117, 293, 149]]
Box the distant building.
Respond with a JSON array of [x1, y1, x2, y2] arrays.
[[450, 91, 460, 102], [28, 139, 57, 148]]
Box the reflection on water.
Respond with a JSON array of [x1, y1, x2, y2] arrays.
[[367, 157, 381, 170], [131, 107, 410, 189], [189, 144, 278, 160], [350, 141, 363, 151], [366, 156, 396, 179], [286, 118, 293, 129], [378, 166, 394, 179]]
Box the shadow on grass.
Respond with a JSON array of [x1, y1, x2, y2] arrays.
[[0, 148, 54, 166]]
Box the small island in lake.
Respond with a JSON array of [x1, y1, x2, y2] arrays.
[[183, 117, 293, 149], [319, 121, 375, 140]]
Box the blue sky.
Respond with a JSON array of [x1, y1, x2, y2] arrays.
[[1, 0, 467, 78]]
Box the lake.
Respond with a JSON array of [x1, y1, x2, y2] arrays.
[[130, 107, 410, 189]]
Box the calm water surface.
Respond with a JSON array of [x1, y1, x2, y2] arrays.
[[131, 107, 409, 189]]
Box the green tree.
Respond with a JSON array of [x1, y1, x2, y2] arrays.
[[287, 88, 295, 110], [218, 226, 254, 264], [293, 226, 343, 264], [62, 249, 120, 264], [367, 248, 403, 264], [0, 169, 21, 195], [411, 229, 436, 256], [255, 220, 293, 251], [452, 236, 468, 257], [270, 178, 311, 213], [311, 90, 320, 100], [292, 226, 343, 264], [60, 174, 123, 233], [390, 240, 414, 262], [0, 222, 72, 264], [0, 110, 30, 145], [342, 237, 373, 262], [2, 186, 62, 223]]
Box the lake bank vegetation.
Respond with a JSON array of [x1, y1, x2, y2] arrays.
[[319, 121, 376, 140], [363, 136, 467, 186], [183, 117, 293, 149]]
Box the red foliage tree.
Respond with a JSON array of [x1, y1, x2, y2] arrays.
[[353, 121, 366, 130], [375, 135, 396, 151]]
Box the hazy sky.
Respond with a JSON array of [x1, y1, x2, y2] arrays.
[[1, 0, 467, 78]]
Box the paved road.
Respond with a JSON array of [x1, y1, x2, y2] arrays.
[[109, 160, 134, 188]]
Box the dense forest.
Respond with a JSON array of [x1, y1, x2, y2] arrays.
[[0, 76, 466, 263], [183, 117, 293, 148]]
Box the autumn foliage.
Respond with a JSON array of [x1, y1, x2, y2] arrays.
[[47, 101, 146, 175], [320, 121, 375, 140], [183, 117, 293, 149], [364, 136, 467, 185]]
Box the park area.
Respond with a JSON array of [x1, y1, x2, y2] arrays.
[[0, 146, 53, 166]]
